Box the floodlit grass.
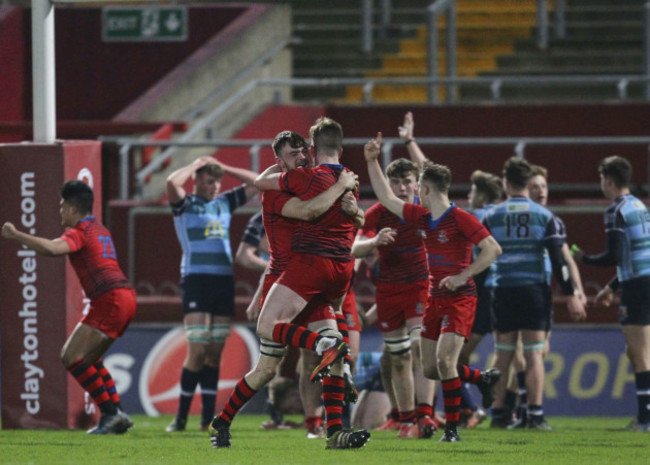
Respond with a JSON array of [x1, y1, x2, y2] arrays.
[[0, 415, 648, 465]]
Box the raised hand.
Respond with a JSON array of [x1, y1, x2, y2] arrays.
[[364, 132, 383, 162], [398, 112, 414, 141]]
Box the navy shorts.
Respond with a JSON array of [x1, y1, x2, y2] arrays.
[[620, 275, 650, 325], [492, 283, 551, 333], [471, 284, 494, 336], [180, 274, 235, 317]]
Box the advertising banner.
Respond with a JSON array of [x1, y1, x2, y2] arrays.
[[360, 325, 636, 417], [105, 324, 635, 418], [0, 141, 102, 429], [105, 324, 262, 417]]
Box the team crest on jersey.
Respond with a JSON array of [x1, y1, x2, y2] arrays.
[[415, 302, 424, 315], [438, 231, 449, 243]]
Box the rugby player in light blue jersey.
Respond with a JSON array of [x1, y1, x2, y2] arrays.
[[506, 165, 587, 429], [483, 157, 585, 431], [166, 156, 258, 432], [573, 155, 650, 432]]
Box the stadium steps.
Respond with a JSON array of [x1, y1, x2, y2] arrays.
[[466, 0, 646, 102], [287, 0, 648, 103], [341, 0, 540, 103]]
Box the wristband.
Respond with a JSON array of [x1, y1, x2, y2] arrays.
[[405, 138, 415, 146]]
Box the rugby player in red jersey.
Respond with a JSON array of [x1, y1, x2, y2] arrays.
[[2, 180, 135, 435], [352, 157, 439, 439], [365, 133, 502, 442], [254, 118, 370, 449], [209, 130, 363, 449]]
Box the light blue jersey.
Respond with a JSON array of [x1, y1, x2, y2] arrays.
[[172, 186, 247, 277], [470, 203, 498, 287], [483, 196, 565, 287], [606, 194, 650, 281]]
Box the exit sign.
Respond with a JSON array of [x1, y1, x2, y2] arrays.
[[102, 6, 188, 42]]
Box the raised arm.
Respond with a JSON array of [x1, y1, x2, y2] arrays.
[[398, 111, 428, 169], [166, 156, 214, 204], [365, 132, 406, 218], [219, 160, 259, 199], [2, 222, 71, 256]]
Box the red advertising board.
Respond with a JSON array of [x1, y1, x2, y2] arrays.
[[0, 141, 102, 429]]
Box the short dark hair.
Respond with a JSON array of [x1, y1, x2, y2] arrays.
[[599, 155, 632, 188], [196, 161, 224, 179], [386, 158, 420, 180], [309, 117, 343, 155], [421, 161, 451, 194], [530, 164, 548, 180], [61, 180, 93, 214], [470, 170, 503, 204], [503, 157, 532, 190], [272, 130, 307, 157]]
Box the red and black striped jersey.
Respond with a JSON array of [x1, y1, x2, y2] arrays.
[[358, 201, 428, 284], [402, 203, 490, 297], [60, 216, 132, 300], [261, 190, 297, 276], [279, 164, 356, 262]]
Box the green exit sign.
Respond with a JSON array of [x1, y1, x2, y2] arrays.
[[102, 6, 187, 42]]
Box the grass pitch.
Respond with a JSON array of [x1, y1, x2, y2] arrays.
[[0, 415, 647, 465]]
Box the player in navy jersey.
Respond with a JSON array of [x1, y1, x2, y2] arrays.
[[483, 157, 585, 430], [573, 155, 650, 432], [2, 180, 135, 434], [365, 132, 502, 442], [165, 156, 258, 432], [254, 118, 370, 449], [352, 158, 438, 439]]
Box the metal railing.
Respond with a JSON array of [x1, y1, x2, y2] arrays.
[[104, 73, 650, 199], [428, 0, 456, 103], [119, 36, 292, 199], [99, 135, 650, 200], [537, 0, 566, 50], [264, 74, 650, 102], [361, 0, 392, 53]]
